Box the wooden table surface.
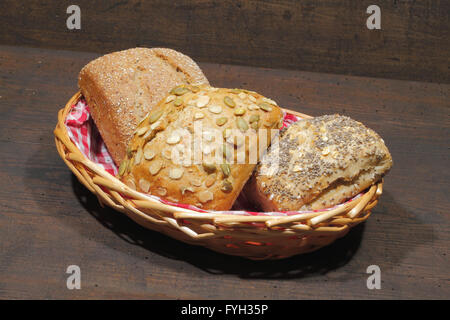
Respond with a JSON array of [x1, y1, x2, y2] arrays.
[[0, 45, 448, 299]]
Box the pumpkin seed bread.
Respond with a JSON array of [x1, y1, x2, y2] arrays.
[[119, 85, 284, 211], [247, 114, 393, 211], [78, 47, 209, 165]]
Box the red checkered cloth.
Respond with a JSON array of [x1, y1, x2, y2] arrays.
[[65, 99, 117, 176], [65, 98, 361, 216]]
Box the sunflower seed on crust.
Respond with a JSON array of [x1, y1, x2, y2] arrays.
[[138, 178, 151, 192], [221, 180, 233, 193], [169, 168, 184, 180], [190, 178, 202, 187], [165, 95, 176, 103], [198, 190, 214, 203], [224, 96, 235, 108], [208, 105, 222, 114], [149, 160, 163, 175], [134, 148, 143, 165], [205, 174, 217, 187], [196, 95, 210, 108], [258, 102, 273, 112], [136, 126, 149, 136], [118, 159, 128, 176], [194, 112, 205, 120], [143, 144, 156, 160], [156, 187, 167, 196], [216, 117, 228, 126]]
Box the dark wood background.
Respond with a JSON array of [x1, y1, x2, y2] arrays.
[[0, 0, 449, 300], [0, 44, 448, 299], [0, 0, 448, 83]]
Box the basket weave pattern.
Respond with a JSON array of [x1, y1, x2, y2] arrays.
[[54, 92, 383, 260]]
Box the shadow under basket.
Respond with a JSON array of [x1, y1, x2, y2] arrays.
[[54, 92, 383, 260]]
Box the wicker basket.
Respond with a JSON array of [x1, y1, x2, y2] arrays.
[[54, 92, 383, 260]]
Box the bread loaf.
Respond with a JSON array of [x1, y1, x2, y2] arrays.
[[78, 48, 209, 165], [247, 114, 393, 211], [119, 85, 284, 211]]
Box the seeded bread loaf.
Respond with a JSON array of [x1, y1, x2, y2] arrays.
[[78, 47, 209, 165], [119, 85, 284, 211], [247, 114, 393, 211]]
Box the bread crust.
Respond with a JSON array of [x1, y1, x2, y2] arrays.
[[119, 85, 284, 211], [78, 47, 209, 165], [248, 114, 393, 211]]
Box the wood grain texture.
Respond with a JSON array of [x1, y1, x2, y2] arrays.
[[0, 45, 448, 299], [0, 0, 448, 83]]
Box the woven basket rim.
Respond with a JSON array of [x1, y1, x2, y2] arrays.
[[54, 91, 383, 249]]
